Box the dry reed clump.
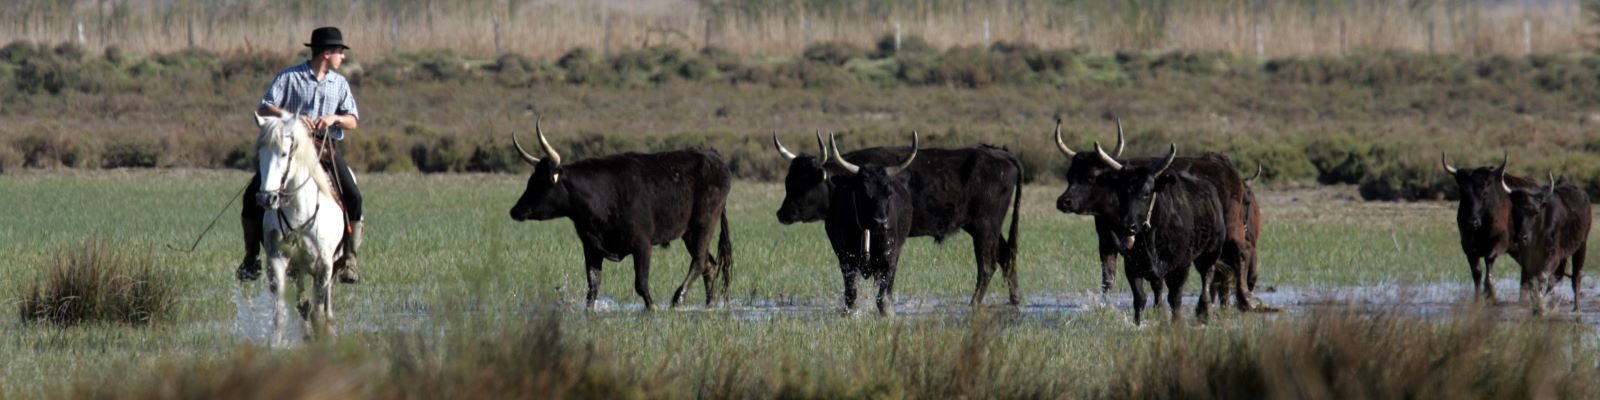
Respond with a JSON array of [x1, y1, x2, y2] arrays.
[[17, 237, 175, 326], [77, 313, 648, 400], [1103, 309, 1600, 399]]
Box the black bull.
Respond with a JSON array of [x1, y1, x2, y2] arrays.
[[508, 122, 733, 310], [823, 133, 918, 316], [1442, 152, 1537, 301], [774, 132, 1025, 306], [1100, 146, 1228, 325], [1053, 121, 1261, 310]]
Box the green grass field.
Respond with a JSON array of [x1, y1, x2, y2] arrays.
[[1, 170, 1595, 398]]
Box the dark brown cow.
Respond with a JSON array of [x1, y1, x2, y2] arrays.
[[508, 121, 733, 310], [1054, 120, 1260, 310], [1443, 152, 1537, 301], [1504, 174, 1590, 314]]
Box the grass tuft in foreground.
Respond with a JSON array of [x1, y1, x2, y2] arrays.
[[1105, 308, 1600, 399], [17, 237, 175, 326]]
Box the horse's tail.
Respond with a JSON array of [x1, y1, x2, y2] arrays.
[[716, 209, 734, 302]]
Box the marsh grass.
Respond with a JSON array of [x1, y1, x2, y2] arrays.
[[17, 237, 175, 326], [1104, 308, 1600, 399], [0, 171, 1595, 398]]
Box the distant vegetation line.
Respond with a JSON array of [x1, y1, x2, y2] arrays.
[[0, 0, 1590, 58]]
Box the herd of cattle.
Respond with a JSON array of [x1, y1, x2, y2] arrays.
[[504, 118, 1591, 323]]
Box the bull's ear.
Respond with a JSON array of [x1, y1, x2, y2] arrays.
[[1154, 173, 1179, 192]]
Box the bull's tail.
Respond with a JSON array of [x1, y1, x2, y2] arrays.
[[999, 154, 1024, 303], [716, 209, 734, 302]]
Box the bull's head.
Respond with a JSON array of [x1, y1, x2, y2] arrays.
[[1054, 118, 1126, 215], [1104, 143, 1178, 250], [508, 118, 570, 221], [1504, 172, 1556, 246], [774, 130, 833, 225], [1444, 151, 1509, 231], [828, 132, 917, 234]]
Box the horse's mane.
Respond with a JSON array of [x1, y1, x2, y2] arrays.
[[257, 116, 336, 198]]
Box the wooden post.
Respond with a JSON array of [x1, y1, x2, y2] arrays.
[[894, 20, 902, 51], [390, 15, 399, 53], [1428, 20, 1435, 55], [984, 19, 991, 47], [1523, 18, 1531, 55], [494, 19, 502, 55], [1339, 19, 1346, 54]]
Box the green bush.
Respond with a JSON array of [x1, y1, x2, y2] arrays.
[[558, 47, 617, 86], [872, 33, 936, 58], [803, 41, 864, 66], [102, 140, 162, 168]]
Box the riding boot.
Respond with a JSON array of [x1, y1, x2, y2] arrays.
[[337, 220, 363, 284], [236, 216, 263, 281]]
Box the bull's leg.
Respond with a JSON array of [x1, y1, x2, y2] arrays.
[[583, 253, 604, 310], [1193, 258, 1219, 322], [672, 226, 715, 307], [1477, 256, 1496, 301], [1226, 241, 1256, 311], [1572, 245, 1586, 312], [968, 229, 998, 307], [1164, 266, 1190, 323], [1097, 232, 1121, 304], [632, 248, 656, 311], [1127, 271, 1147, 326], [1149, 278, 1166, 310], [840, 263, 861, 313], [876, 262, 898, 317]]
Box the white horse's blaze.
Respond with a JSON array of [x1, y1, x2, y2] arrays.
[[254, 112, 346, 342]]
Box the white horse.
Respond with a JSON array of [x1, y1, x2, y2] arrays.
[[254, 112, 345, 340]]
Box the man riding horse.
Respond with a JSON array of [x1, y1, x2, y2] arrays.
[[238, 26, 364, 284]]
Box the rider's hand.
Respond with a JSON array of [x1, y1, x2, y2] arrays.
[[312, 115, 342, 131], [299, 115, 315, 129]]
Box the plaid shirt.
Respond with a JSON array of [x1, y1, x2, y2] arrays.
[[260, 62, 360, 140]]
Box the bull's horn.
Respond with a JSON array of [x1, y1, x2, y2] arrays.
[[1155, 144, 1177, 175], [1548, 171, 1557, 186], [1440, 152, 1457, 174], [1500, 174, 1512, 194], [829, 133, 860, 174], [512, 120, 541, 165], [774, 131, 797, 161], [1497, 151, 1508, 173], [888, 131, 919, 176], [1113, 118, 1126, 158], [1054, 118, 1076, 156], [536, 117, 561, 167], [1244, 163, 1263, 182], [1093, 142, 1123, 170], [815, 129, 828, 159]]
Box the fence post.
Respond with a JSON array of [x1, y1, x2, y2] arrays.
[[804, 15, 812, 49], [1428, 19, 1435, 55], [894, 20, 902, 51], [1339, 19, 1346, 54], [76, 21, 85, 46], [391, 15, 399, 53], [1252, 0, 1263, 57], [1523, 18, 1531, 55], [494, 19, 502, 56]]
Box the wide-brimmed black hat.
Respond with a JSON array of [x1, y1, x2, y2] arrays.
[[304, 27, 349, 49]]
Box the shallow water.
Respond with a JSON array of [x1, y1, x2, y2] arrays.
[[230, 278, 1600, 343]]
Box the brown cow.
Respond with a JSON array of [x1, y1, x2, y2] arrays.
[[1504, 174, 1590, 315]]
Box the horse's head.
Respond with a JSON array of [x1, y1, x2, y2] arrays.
[[254, 112, 314, 210]]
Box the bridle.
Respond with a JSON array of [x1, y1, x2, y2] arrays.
[[263, 121, 326, 237]]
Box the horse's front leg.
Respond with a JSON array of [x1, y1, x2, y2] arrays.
[[263, 232, 292, 347]]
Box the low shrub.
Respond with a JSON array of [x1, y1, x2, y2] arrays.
[[803, 41, 864, 66], [102, 139, 162, 168]]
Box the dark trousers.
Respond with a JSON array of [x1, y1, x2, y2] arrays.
[[242, 141, 363, 225]]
